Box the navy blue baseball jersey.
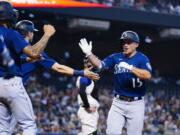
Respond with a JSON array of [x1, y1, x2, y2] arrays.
[[0, 26, 29, 77], [102, 52, 152, 97], [21, 52, 56, 83]]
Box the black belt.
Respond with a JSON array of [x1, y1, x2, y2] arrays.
[[115, 94, 143, 102]]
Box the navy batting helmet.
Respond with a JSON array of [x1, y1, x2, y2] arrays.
[[0, 1, 18, 25], [120, 31, 140, 43], [15, 20, 38, 37]]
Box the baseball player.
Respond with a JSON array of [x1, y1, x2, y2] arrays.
[[0, 32, 18, 135], [78, 31, 152, 135], [7, 20, 99, 133], [0, 1, 55, 135], [76, 57, 99, 135], [16, 20, 99, 84]]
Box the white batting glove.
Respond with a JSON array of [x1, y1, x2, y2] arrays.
[[118, 62, 133, 70], [79, 38, 92, 56]]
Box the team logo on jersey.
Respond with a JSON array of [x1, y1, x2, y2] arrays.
[[146, 63, 152, 71], [114, 64, 131, 74]]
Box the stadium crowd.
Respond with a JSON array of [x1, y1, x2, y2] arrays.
[[12, 72, 179, 135], [76, 0, 180, 15]]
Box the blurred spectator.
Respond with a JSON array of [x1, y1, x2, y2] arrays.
[[76, 0, 180, 15], [102, 0, 114, 6], [11, 71, 179, 135], [174, 4, 180, 14], [120, 0, 135, 8]]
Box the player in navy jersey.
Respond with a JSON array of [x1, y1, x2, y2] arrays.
[[0, 1, 56, 135], [16, 20, 99, 84], [78, 31, 152, 135], [6, 20, 99, 133], [76, 57, 99, 135]]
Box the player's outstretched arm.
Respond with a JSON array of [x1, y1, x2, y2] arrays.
[[51, 62, 100, 81], [23, 25, 55, 58], [79, 38, 102, 68]]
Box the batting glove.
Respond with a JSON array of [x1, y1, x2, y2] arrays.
[[118, 62, 133, 70], [79, 38, 92, 56]]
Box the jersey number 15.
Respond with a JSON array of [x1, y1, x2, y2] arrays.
[[132, 78, 143, 88]]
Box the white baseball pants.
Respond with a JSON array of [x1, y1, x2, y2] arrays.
[[106, 97, 145, 135], [78, 106, 99, 135], [0, 77, 37, 135]]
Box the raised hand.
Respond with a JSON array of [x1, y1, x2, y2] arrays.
[[43, 24, 56, 37], [79, 38, 92, 56]]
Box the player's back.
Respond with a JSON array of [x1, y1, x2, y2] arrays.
[[0, 26, 28, 77]]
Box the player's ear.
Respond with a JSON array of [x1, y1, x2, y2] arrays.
[[135, 42, 139, 48]]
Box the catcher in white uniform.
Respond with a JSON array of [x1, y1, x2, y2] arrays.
[[76, 57, 99, 135]]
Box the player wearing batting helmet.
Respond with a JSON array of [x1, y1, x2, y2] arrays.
[[0, 1, 18, 27], [0, 1, 18, 77], [0, 1, 56, 135], [78, 30, 152, 135]]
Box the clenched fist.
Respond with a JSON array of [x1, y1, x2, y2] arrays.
[[43, 24, 56, 37]]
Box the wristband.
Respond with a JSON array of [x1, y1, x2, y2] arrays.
[[73, 70, 84, 76]]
